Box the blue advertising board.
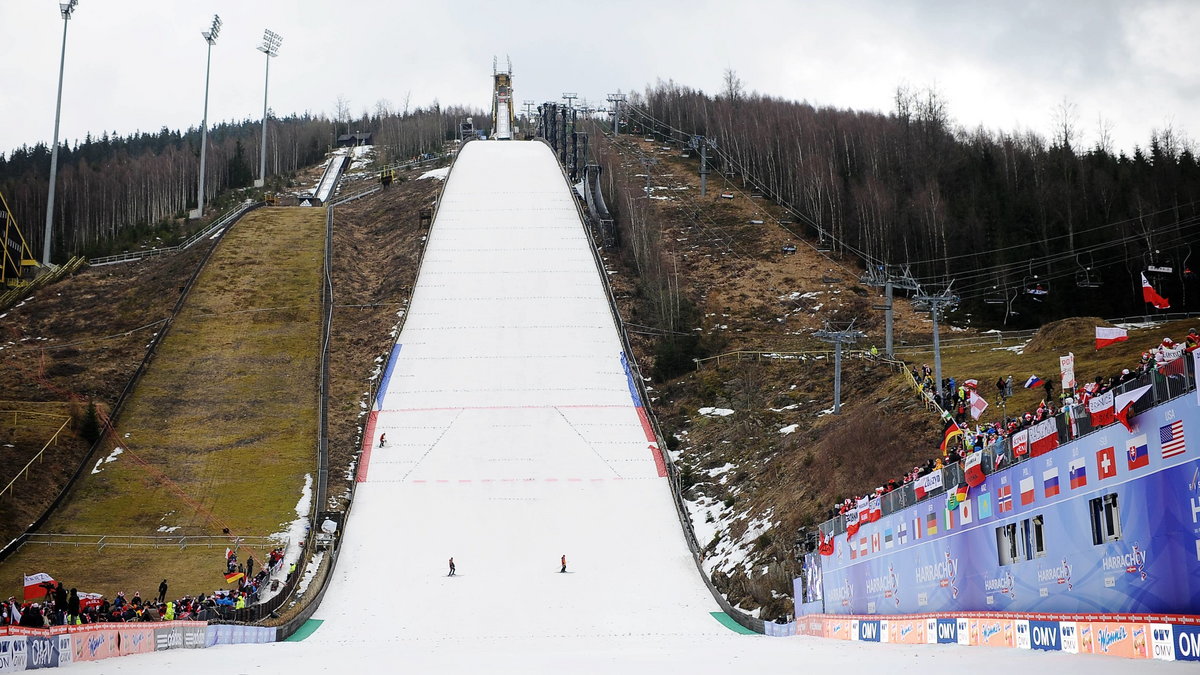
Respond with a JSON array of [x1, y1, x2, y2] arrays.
[[801, 393, 1200, 617]]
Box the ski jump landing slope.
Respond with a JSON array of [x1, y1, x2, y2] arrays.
[[329, 140, 723, 640]]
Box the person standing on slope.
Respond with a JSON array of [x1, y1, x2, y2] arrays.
[[448, 557, 456, 576], [560, 554, 567, 573]]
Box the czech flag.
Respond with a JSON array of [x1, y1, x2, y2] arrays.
[[1142, 273, 1170, 310], [1024, 375, 1044, 389], [1095, 326, 1128, 349]]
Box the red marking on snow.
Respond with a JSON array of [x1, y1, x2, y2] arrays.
[[380, 404, 633, 414], [633, 408, 667, 477], [356, 410, 379, 482], [648, 443, 668, 477], [412, 479, 427, 483], [458, 479, 472, 483]]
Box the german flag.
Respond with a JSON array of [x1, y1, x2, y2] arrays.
[[939, 421, 964, 452], [224, 571, 245, 584]]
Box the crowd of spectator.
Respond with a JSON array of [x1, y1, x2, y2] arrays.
[[0, 546, 298, 629], [828, 328, 1197, 522]]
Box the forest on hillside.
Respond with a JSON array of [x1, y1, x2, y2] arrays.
[[626, 79, 1200, 327], [1, 103, 483, 260]]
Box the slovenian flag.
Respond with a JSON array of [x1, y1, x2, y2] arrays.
[[1024, 375, 1045, 389], [1069, 457, 1088, 489], [1095, 326, 1128, 349], [1043, 468, 1061, 498]]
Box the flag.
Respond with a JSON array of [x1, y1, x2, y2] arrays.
[[859, 535, 869, 557], [225, 547, 232, 560], [818, 531, 835, 556], [1024, 375, 1045, 389], [1043, 468, 1061, 498], [1160, 351, 1187, 376], [1142, 272, 1171, 309], [940, 422, 964, 452], [23, 573, 55, 601], [1096, 446, 1118, 480], [845, 509, 861, 539], [1088, 390, 1115, 426], [868, 496, 882, 522], [1069, 458, 1088, 489], [1010, 429, 1029, 457], [912, 515, 924, 540], [884, 528, 895, 549], [1096, 326, 1129, 349], [1114, 385, 1152, 432], [977, 491, 993, 519], [964, 452, 986, 486], [849, 538, 858, 560], [897, 522, 909, 545], [78, 592, 104, 611], [1160, 420, 1187, 459], [944, 506, 956, 531], [964, 379, 979, 390], [997, 484, 1014, 513], [960, 497, 974, 524], [1030, 418, 1059, 456], [1020, 476, 1036, 505], [926, 512, 939, 535], [1060, 352, 1076, 390], [6, 599, 20, 624], [871, 532, 881, 553], [224, 571, 245, 584], [1126, 434, 1150, 469], [915, 471, 944, 500], [857, 496, 871, 523], [969, 391, 989, 420]]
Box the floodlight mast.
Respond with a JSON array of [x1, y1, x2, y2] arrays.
[[256, 29, 282, 188], [42, 0, 80, 266], [192, 14, 221, 219]]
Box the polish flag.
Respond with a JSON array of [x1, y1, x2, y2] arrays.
[[1142, 273, 1170, 310], [1095, 326, 1128, 349], [23, 573, 55, 601], [1019, 476, 1036, 505]]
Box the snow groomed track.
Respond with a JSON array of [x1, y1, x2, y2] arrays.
[[64, 142, 1172, 673]]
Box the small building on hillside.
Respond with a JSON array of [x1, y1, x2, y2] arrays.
[[336, 132, 373, 147]]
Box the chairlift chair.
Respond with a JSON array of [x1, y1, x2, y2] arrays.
[[1145, 249, 1174, 275], [815, 228, 833, 252], [984, 286, 1006, 305], [1074, 254, 1102, 288], [1023, 275, 1050, 300]]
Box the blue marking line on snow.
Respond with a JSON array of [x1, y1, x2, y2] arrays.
[[620, 351, 644, 408], [374, 343, 403, 411]]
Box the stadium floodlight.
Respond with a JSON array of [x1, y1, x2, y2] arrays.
[[42, 0, 80, 266], [255, 29, 282, 188], [192, 14, 221, 219]]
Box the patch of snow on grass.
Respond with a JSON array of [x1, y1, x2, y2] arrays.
[[698, 407, 734, 417], [418, 167, 450, 181], [91, 447, 124, 474], [779, 424, 798, 434], [295, 550, 326, 597]]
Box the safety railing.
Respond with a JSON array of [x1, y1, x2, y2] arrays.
[[0, 413, 72, 499], [88, 201, 260, 267], [818, 359, 1197, 537], [0, 256, 86, 311], [23, 533, 285, 550]]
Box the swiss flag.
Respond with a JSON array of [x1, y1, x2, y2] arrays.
[[1096, 446, 1118, 480]]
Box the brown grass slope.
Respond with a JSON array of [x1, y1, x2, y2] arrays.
[[0, 207, 325, 598]]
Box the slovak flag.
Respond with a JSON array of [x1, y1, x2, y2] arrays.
[[1126, 434, 1150, 470], [1068, 458, 1088, 489], [1142, 273, 1170, 310], [1095, 326, 1128, 349], [1043, 468, 1061, 498], [1019, 476, 1036, 505]]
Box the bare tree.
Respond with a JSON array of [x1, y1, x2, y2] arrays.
[[722, 68, 744, 104]]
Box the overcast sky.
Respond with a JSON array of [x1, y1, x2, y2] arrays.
[[3, 0, 1197, 158]]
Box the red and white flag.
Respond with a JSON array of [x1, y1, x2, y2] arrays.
[[1142, 273, 1170, 309], [1095, 326, 1128, 349], [868, 496, 882, 522], [23, 573, 55, 601], [1114, 384, 1153, 432], [969, 391, 989, 420], [1010, 429, 1029, 457], [1088, 390, 1115, 426], [1030, 418, 1059, 456]]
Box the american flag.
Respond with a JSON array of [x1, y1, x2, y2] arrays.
[[1161, 420, 1186, 459]]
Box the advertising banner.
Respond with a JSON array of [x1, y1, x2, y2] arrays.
[[0, 636, 26, 673], [119, 627, 155, 656], [1171, 624, 1200, 662], [70, 625, 120, 662], [1087, 622, 1149, 659], [1028, 620, 1062, 651], [978, 618, 1013, 648], [20, 627, 71, 670]]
